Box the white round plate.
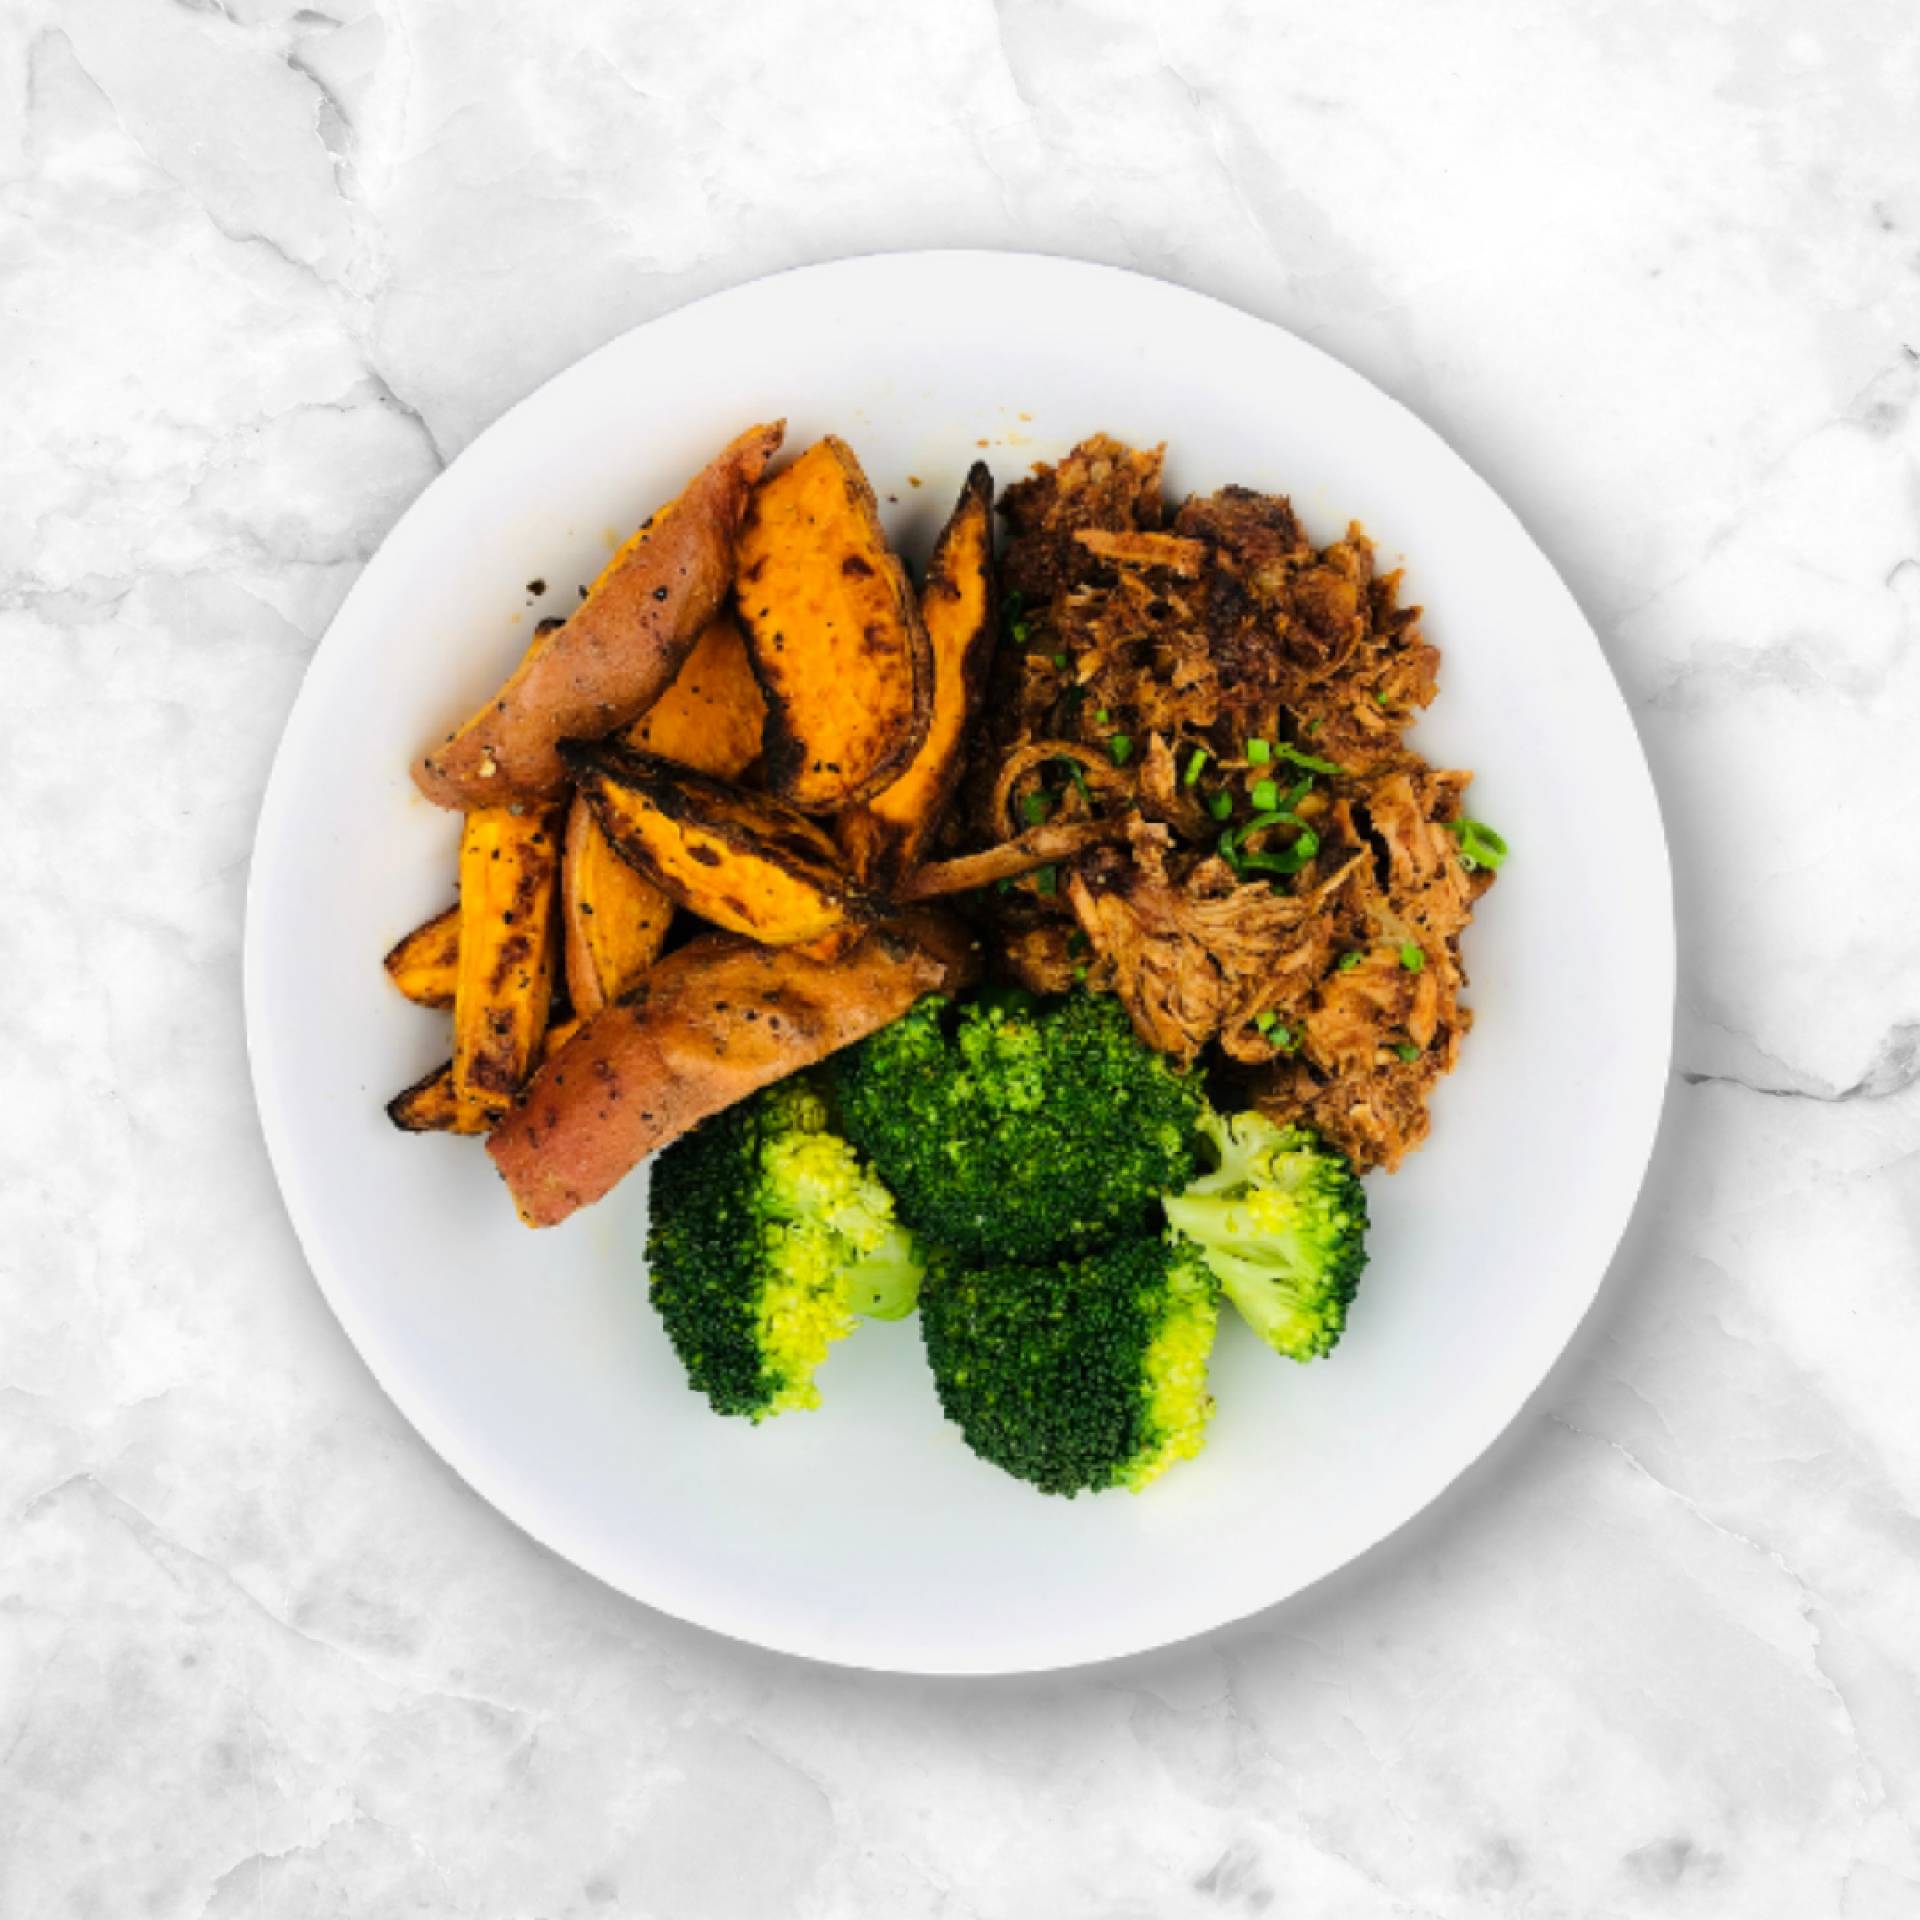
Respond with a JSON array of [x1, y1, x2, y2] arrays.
[[246, 252, 1672, 1674]]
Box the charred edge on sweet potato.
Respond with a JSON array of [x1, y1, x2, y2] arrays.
[[387, 1061, 491, 1135], [386, 1008, 585, 1137]]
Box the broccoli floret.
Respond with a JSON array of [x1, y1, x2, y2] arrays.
[[919, 1235, 1220, 1495], [646, 1076, 923, 1419], [1163, 1110, 1368, 1361], [832, 991, 1205, 1262]]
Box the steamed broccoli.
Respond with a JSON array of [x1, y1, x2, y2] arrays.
[[646, 1076, 922, 1420], [919, 1235, 1220, 1495], [1162, 1110, 1368, 1361], [832, 991, 1205, 1262]]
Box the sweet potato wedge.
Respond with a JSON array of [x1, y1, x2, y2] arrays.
[[414, 421, 783, 808], [382, 903, 460, 1009], [838, 463, 996, 887], [450, 804, 564, 1120], [623, 609, 765, 777], [487, 911, 982, 1226], [560, 792, 674, 1018], [563, 739, 881, 947], [734, 437, 931, 811]]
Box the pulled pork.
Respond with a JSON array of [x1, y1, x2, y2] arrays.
[[974, 436, 1494, 1172]]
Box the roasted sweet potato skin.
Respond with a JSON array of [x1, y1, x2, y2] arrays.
[[839, 463, 996, 887], [451, 805, 563, 1120], [414, 421, 783, 808], [622, 609, 765, 777], [735, 437, 932, 812], [382, 904, 461, 1009], [561, 792, 673, 1018], [563, 739, 881, 947], [487, 911, 981, 1226]]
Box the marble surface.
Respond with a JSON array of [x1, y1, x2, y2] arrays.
[[4, 0, 1918, 1913]]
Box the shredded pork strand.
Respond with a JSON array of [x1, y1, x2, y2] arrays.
[[897, 820, 1128, 900]]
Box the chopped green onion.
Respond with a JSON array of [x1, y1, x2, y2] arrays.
[[1238, 830, 1319, 877], [1057, 757, 1092, 806], [1373, 690, 1390, 708], [1221, 811, 1321, 878], [1252, 1010, 1296, 1050], [994, 876, 1016, 895], [1395, 1041, 1422, 1063], [1228, 807, 1304, 842], [1307, 718, 1324, 736], [1107, 734, 1133, 766], [1399, 942, 1424, 972], [1274, 742, 1342, 776], [1449, 818, 1510, 873], [1093, 706, 1111, 723], [1207, 789, 1234, 821], [1020, 791, 1052, 826], [1337, 951, 1363, 971], [1031, 864, 1058, 896], [1251, 777, 1280, 812], [1072, 964, 1088, 983], [1011, 621, 1030, 644], [1182, 748, 1209, 785], [1051, 652, 1069, 670], [1244, 738, 1273, 764]]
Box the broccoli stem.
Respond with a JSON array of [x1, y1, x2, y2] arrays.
[[845, 1225, 924, 1321]]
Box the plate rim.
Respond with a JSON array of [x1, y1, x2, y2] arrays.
[[244, 247, 1676, 1674]]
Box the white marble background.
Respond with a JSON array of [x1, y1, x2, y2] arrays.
[[3, 0, 1918, 1913]]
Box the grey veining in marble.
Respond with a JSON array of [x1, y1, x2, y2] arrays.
[[4, 1, 1919, 1915]]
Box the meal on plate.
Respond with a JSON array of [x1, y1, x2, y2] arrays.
[[382, 421, 1506, 1496]]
